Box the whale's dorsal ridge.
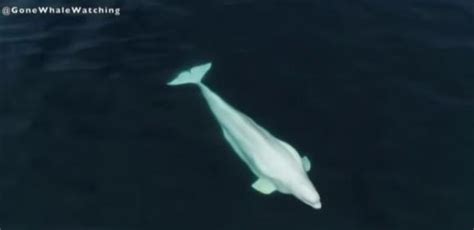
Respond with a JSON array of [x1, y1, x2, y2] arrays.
[[278, 140, 301, 162]]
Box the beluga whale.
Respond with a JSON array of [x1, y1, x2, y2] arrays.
[[167, 62, 322, 209]]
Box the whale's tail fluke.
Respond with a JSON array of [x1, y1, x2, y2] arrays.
[[167, 62, 212, 86]]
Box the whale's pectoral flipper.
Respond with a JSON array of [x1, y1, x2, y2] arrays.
[[252, 178, 277, 195], [302, 156, 311, 172]]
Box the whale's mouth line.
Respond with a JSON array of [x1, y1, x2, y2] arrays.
[[312, 201, 322, 209], [298, 195, 322, 209]]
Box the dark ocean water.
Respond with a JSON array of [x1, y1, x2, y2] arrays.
[[0, 0, 473, 229]]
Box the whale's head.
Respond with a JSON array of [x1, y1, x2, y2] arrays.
[[288, 176, 322, 210], [297, 185, 322, 209]]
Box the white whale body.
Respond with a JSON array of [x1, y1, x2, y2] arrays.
[[168, 62, 322, 209]]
